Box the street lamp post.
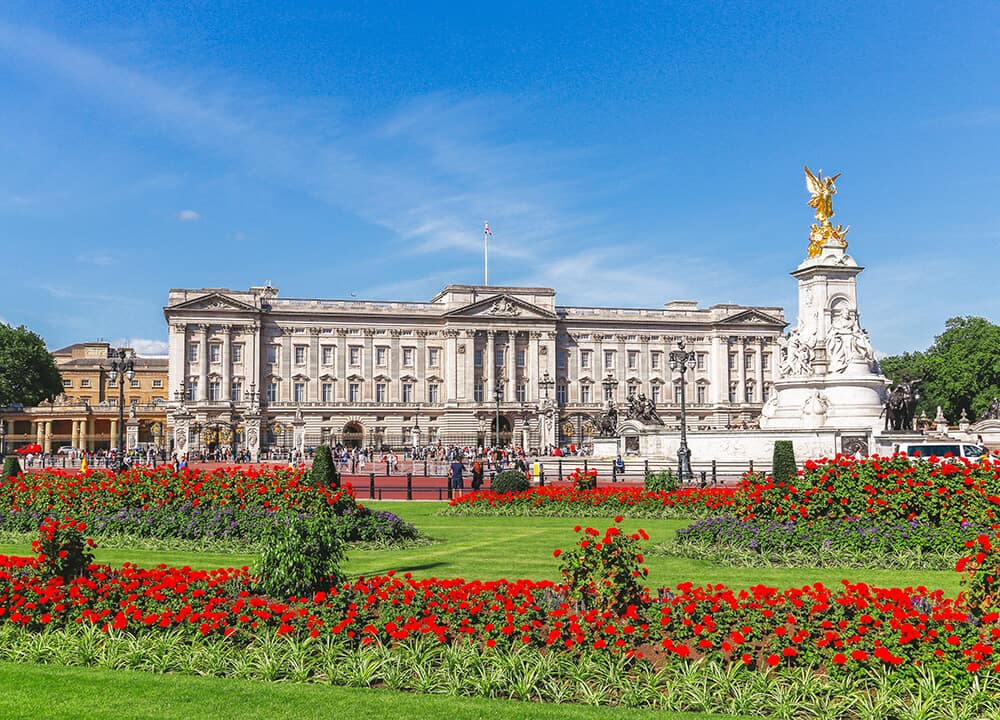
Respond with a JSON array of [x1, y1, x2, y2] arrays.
[[107, 348, 135, 466], [539, 370, 555, 401], [493, 369, 504, 447], [668, 341, 697, 480]]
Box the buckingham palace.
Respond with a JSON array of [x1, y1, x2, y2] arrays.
[[163, 283, 785, 459]]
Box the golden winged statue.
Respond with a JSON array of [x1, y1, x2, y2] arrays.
[[804, 165, 849, 257]]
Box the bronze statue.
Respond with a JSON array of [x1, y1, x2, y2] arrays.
[[595, 402, 619, 437], [984, 397, 1000, 421]]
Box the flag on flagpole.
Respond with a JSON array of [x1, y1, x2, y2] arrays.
[[484, 221, 491, 285]]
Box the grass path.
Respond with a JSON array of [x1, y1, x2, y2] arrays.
[[0, 662, 745, 720]]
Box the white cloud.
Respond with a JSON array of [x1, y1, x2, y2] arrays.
[[176, 209, 201, 222], [113, 338, 168, 357]]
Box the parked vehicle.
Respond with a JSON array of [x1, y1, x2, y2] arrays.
[[903, 443, 988, 459]]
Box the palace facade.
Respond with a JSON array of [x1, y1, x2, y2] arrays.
[[163, 284, 786, 457]]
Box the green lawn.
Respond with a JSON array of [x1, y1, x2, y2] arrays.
[[0, 500, 962, 595], [0, 662, 745, 720]]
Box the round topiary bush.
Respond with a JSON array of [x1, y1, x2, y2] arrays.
[[492, 469, 530, 493]]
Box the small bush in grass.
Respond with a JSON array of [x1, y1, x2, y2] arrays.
[[2, 456, 21, 478], [491, 469, 530, 493], [772, 440, 797, 482], [554, 517, 648, 616], [644, 469, 679, 492], [32, 517, 95, 581], [957, 533, 1000, 618], [255, 516, 346, 598]]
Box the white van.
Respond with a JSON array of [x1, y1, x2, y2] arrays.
[[903, 443, 989, 460]]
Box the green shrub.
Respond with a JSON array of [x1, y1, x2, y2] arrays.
[[310, 445, 340, 489], [254, 516, 346, 598], [32, 517, 95, 581], [772, 440, 797, 482], [644, 469, 679, 492], [2, 456, 21, 478], [491, 469, 530, 493], [555, 519, 648, 616]]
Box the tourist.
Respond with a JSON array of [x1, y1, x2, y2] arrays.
[[450, 455, 465, 491], [471, 457, 484, 490]]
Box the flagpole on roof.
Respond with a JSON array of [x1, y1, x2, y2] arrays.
[[484, 221, 492, 286]]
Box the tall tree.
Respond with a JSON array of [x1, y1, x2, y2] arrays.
[[0, 324, 63, 407], [881, 316, 1000, 421]]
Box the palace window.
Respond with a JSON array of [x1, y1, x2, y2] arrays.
[[745, 352, 754, 370], [494, 348, 504, 368], [728, 383, 738, 403], [696, 385, 707, 404], [231, 380, 242, 400], [697, 353, 706, 370], [651, 352, 660, 370], [187, 343, 199, 362], [604, 350, 615, 369], [266, 381, 277, 403], [62, 379, 72, 387], [349, 347, 361, 365], [516, 349, 525, 367], [580, 350, 592, 369], [187, 380, 198, 402], [516, 383, 526, 402], [232, 344, 243, 364], [762, 384, 771, 403], [428, 348, 439, 367], [108, 379, 117, 388], [266, 346, 278, 364], [209, 344, 221, 363], [651, 384, 661, 404], [402, 382, 414, 403], [557, 351, 567, 369], [322, 346, 334, 365], [428, 383, 440, 403], [627, 382, 639, 399], [375, 347, 387, 366], [209, 380, 221, 402], [474, 383, 484, 402], [745, 383, 754, 403], [581, 385, 592, 403], [293, 383, 305, 403], [376, 383, 387, 403], [348, 383, 360, 402], [321, 383, 333, 402], [474, 349, 483, 368], [627, 351, 638, 370], [728, 352, 736, 370], [294, 346, 306, 365], [674, 384, 683, 403], [130, 379, 140, 388], [80, 379, 91, 388], [762, 353, 770, 370], [402, 348, 414, 367], [556, 385, 567, 404]]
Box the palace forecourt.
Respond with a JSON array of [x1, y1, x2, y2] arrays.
[[164, 284, 785, 460]]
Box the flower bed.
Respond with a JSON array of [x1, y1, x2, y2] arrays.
[[442, 485, 739, 519], [0, 467, 416, 546]]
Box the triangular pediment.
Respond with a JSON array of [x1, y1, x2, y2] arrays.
[[169, 292, 257, 313], [718, 309, 786, 327], [443, 293, 557, 320]]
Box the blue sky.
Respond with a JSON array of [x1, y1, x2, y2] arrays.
[[0, 1, 997, 357]]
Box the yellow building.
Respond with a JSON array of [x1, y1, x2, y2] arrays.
[[1, 342, 168, 454]]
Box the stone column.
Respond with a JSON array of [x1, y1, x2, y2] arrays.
[[416, 330, 427, 402], [462, 329, 476, 401], [309, 328, 321, 402], [71, 420, 79, 449], [710, 335, 727, 406], [444, 330, 458, 401], [110, 419, 118, 448], [528, 331, 540, 401], [335, 329, 347, 401], [389, 330, 401, 402], [363, 330, 375, 401], [34, 421, 42, 447], [281, 331, 293, 402], [221, 325, 232, 402], [169, 323, 187, 404], [506, 329, 516, 401], [44, 420, 52, 454], [486, 330, 496, 395], [755, 339, 765, 403], [126, 416, 139, 452], [616, 334, 627, 404], [196, 324, 209, 401], [737, 342, 747, 411]]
